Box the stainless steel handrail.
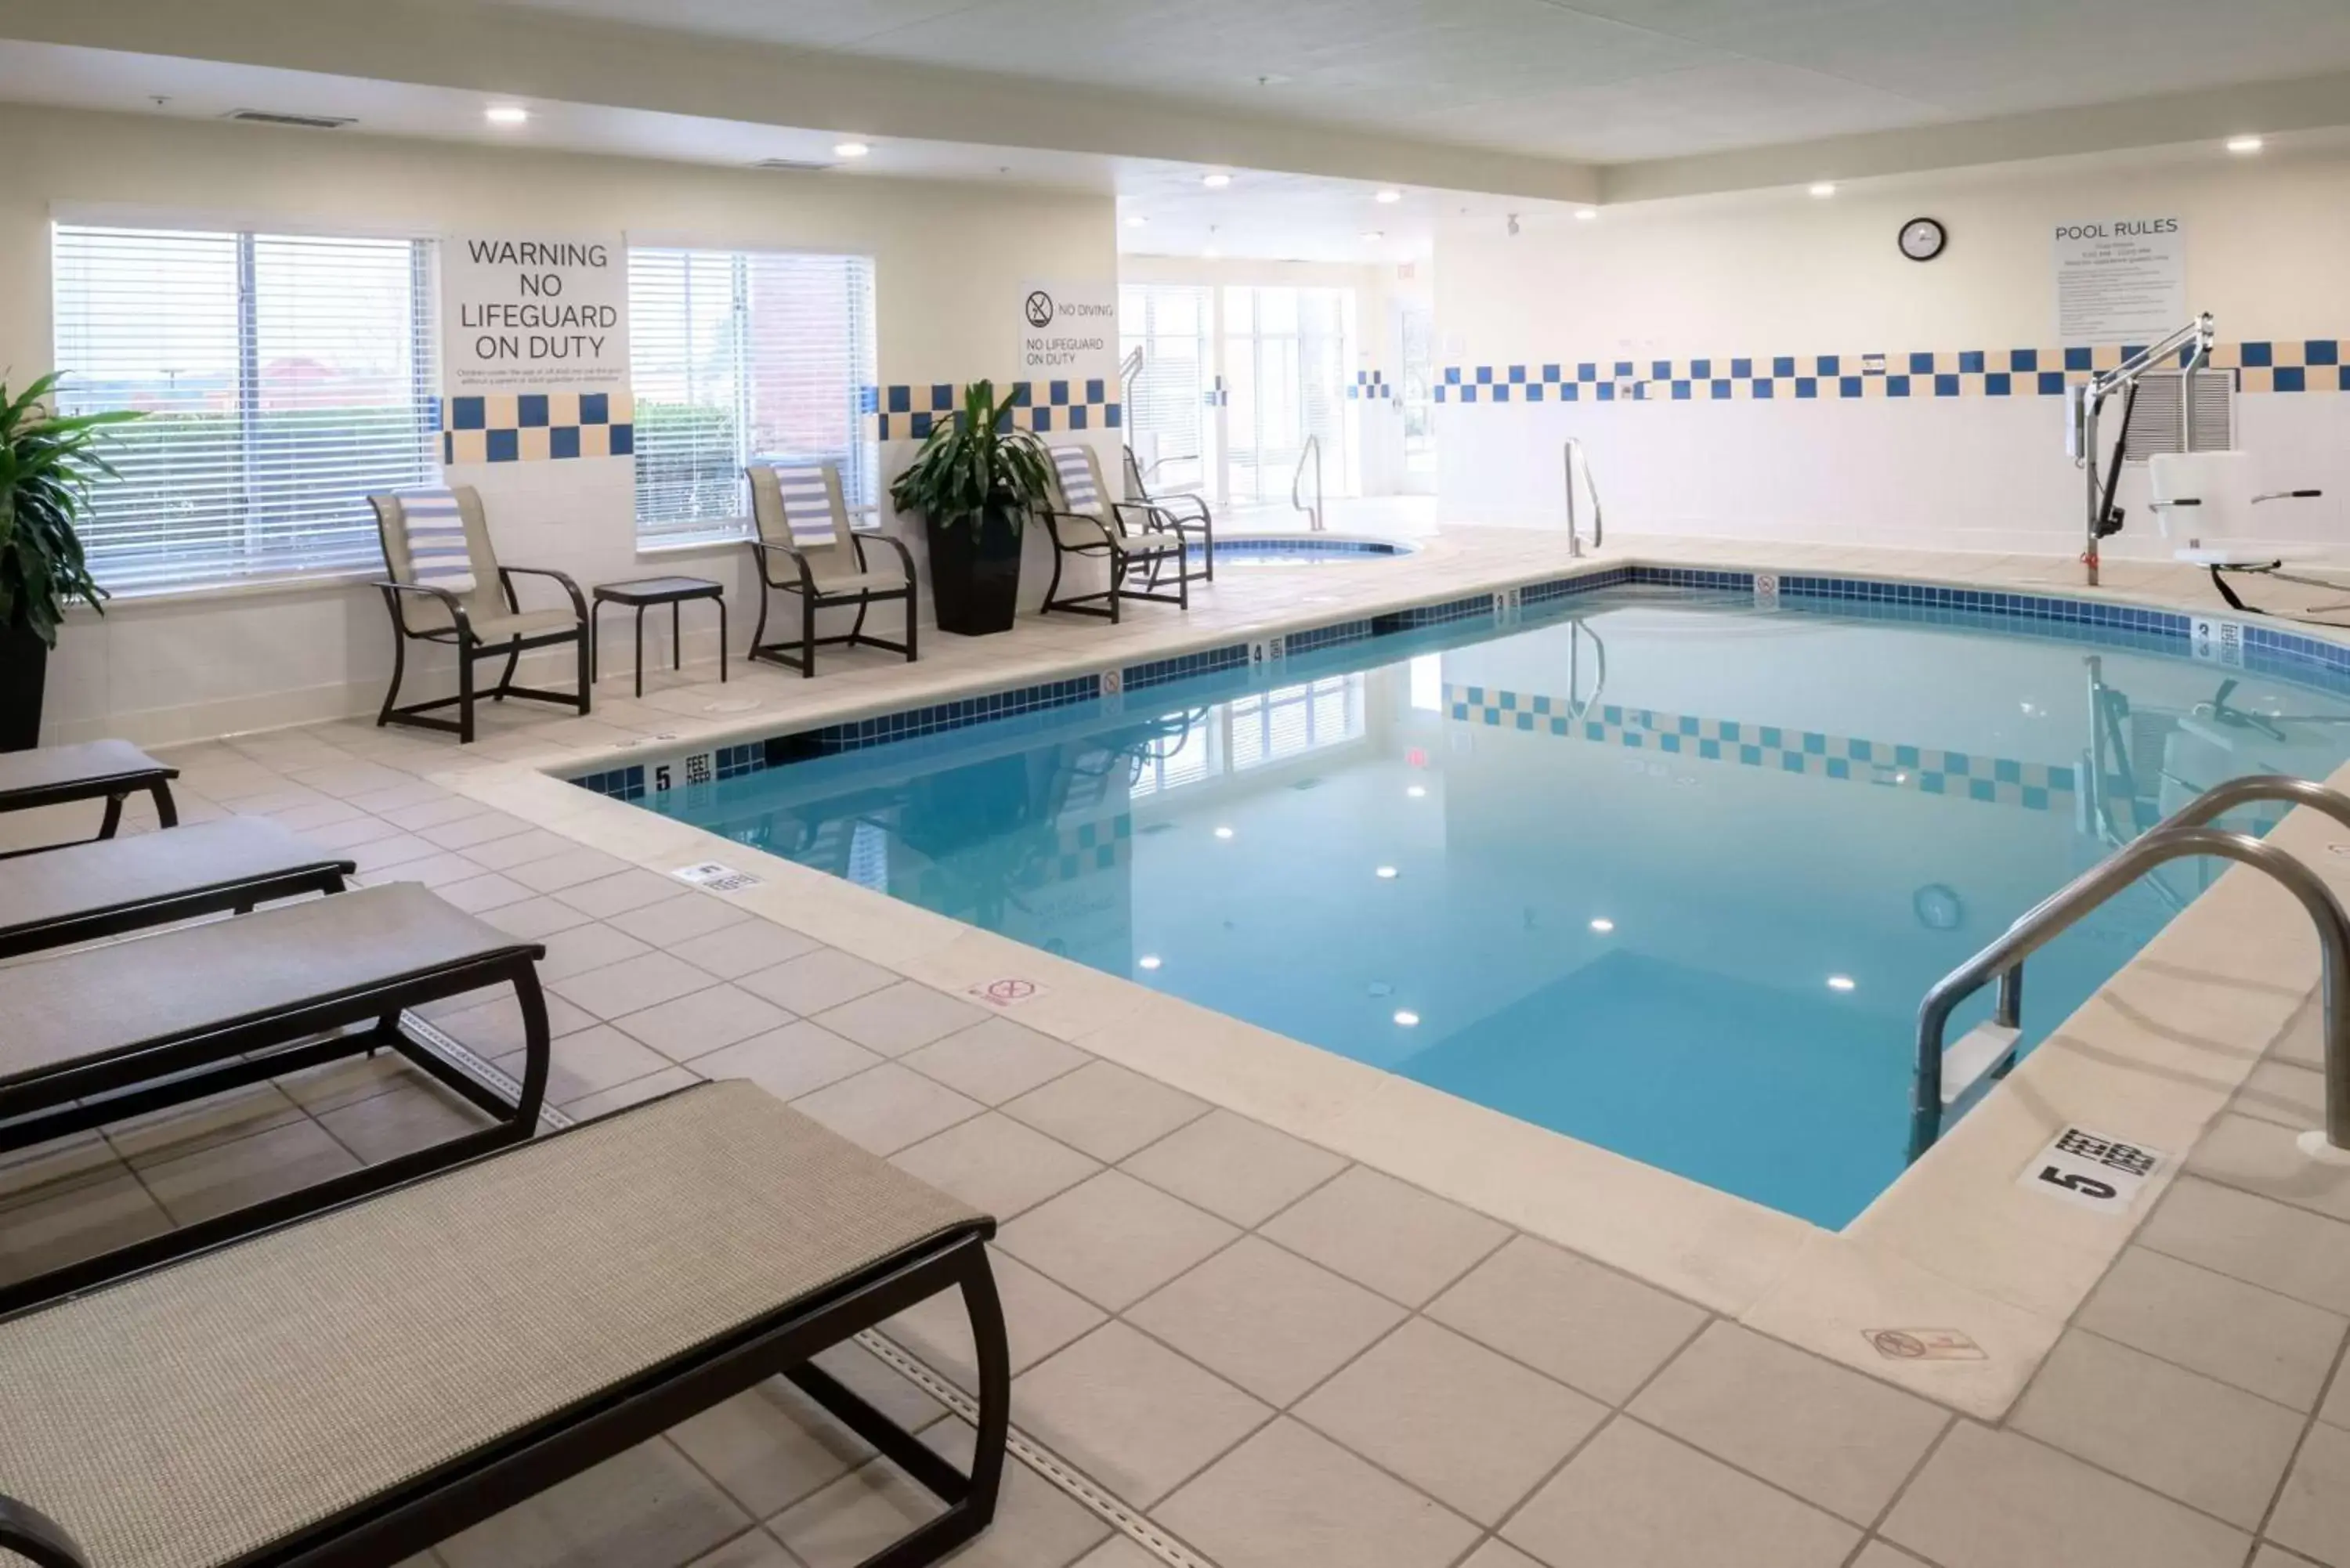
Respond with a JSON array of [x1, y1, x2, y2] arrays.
[[1911, 775, 2350, 1160], [1564, 438, 1603, 558], [1291, 435, 1324, 532]]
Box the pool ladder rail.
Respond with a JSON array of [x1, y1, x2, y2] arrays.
[[1291, 435, 1325, 533], [1564, 438, 1603, 558], [1911, 775, 2350, 1162]]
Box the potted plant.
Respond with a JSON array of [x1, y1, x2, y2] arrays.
[[888, 380, 1054, 637], [0, 374, 136, 750]]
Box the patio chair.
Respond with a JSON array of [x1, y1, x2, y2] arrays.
[[0, 739, 177, 858], [0, 880, 550, 1312], [1123, 443, 1217, 584], [368, 486, 591, 743], [746, 459, 918, 677], [0, 815, 351, 960], [0, 1080, 1008, 1568], [1039, 444, 1189, 622]]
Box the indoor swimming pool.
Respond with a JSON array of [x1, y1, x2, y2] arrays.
[[636, 585, 2350, 1227]]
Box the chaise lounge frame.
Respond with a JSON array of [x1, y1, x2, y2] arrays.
[[0, 1085, 1009, 1568]]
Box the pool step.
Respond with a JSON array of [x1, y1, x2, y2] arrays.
[[1941, 1021, 2023, 1106]]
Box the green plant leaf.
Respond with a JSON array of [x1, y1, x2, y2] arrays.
[[0, 373, 137, 647]]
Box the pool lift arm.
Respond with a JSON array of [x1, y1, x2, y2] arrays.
[[2075, 313, 2215, 587]]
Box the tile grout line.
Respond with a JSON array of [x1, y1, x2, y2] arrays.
[[529, 1050, 1229, 1568]]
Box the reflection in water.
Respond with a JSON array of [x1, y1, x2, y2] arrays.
[[656, 592, 2350, 1225]]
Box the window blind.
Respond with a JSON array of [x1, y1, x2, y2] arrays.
[[51, 225, 439, 592], [629, 247, 877, 539]]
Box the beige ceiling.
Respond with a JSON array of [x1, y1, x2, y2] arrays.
[[465, 0, 2350, 162]]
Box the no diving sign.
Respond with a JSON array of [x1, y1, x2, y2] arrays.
[[967, 977, 1050, 1010], [2017, 1125, 2167, 1213]]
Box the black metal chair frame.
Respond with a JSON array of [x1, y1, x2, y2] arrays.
[[1124, 448, 1216, 586], [0, 1102, 1010, 1568], [0, 945, 551, 1316], [374, 567, 591, 745], [749, 532, 920, 678], [0, 766, 179, 862], [0, 854, 355, 963], [1039, 503, 1191, 623]]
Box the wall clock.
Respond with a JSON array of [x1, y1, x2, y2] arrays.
[[1899, 216, 1947, 262]]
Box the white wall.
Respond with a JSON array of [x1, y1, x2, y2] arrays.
[[3, 105, 1115, 744], [1434, 148, 2350, 555]]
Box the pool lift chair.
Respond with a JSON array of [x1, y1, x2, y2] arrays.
[[2072, 312, 2326, 605]]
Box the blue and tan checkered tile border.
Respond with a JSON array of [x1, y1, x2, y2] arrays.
[[1347, 370, 1397, 405], [1445, 683, 2078, 811], [443, 391, 634, 464], [872, 381, 1123, 440], [572, 559, 2350, 806], [1433, 341, 2350, 404]]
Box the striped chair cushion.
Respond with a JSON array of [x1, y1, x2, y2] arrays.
[[1050, 446, 1099, 514], [392, 488, 476, 594], [751, 461, 842, 547]]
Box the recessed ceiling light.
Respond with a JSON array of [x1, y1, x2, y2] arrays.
[[1809, 182, 1837, 197], [1202, 172, 1232, 189], [1203, 247, 1221, 259], [1393, 1010, 1421, 1027], [1574, 208, 1598, 221], [484, 106, 530, 125], [1138, 954, 1163, 970], [1213, 825, 1234, 839], [1828, 974, 1857, 992], [1125, 215, 1148, 229], [2227, 135, 2265, 154], [1375, 188, 1403, 204], [833, 140, 871, 157], [1375, 865, 1399, 879], [1360, 230, 1384, 242], [1589, 917, 1615, 933], [1406, 785, 1426, 798]]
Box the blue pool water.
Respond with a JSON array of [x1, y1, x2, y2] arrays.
[[643, 587, 2350, 1225]]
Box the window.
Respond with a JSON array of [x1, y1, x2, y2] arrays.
[[52, 224, 439, 592], [1223, 286, 1356, 503], [1120, 284, 1213, 495], [1231, 675, 1367, 771], [630, 248, 877, 540]]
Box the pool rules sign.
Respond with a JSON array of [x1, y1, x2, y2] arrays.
[[441, 234, 633, 463]]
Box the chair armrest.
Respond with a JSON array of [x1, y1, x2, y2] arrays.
[[499, 565, 589, 621], [748, 539, 819, 591], [1043, 511, 1115, 549], [0, 1493, 90, 1568], [1111, 500, 1185, 538], [374, 579, 474, 640], [851, 529, 918, 582], [1142, 492, 1213, 528]]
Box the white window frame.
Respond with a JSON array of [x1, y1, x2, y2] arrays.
[[49, 220, 442, 595], [628, 245, 877, 544]]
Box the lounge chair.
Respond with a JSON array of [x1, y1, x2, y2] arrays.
[[0, 1080, 1007, 1568], [0, 739, 177, 858], [368, 486, 591, 743], [1039, 444, 1190, 622], [0, 881, 550, 1311], [1123, 443, 1217, 584], [0, 815, 351, 960], [746, 459, 918, 677]]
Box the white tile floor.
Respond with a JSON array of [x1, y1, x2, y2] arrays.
[[12, 527, 2350, 1566]]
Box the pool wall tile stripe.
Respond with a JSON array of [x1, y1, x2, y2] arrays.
[[1126, 644, 1250, 692], [569, 560, 2350, 800], [1444, 683, 2077, 810], [1434, 341, 2350, 403]]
